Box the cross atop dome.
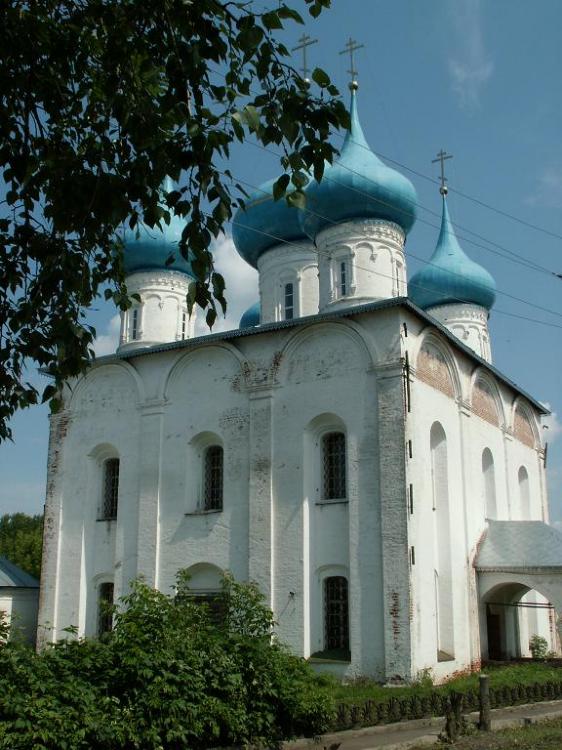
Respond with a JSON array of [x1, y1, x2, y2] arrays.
[[432, 149, 453, 196], [292, 33, 318, 85], [339, 37, 364, 90]]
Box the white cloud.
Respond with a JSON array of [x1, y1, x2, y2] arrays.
[[448, 0, 493, 109], [541, 403, 562, 442], [93, 314, 121, 357], [525, 166, 562, 209], [195, 234, 258, 336]]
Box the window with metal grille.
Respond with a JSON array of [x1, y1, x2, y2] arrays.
[[98, 582, 114, 636], [284, 282, 294, 320], [322, 432, 346, 500], [324, 576, 349, 651], [181, 311, 187, 338], [340, 261, 348, 296], [203, 446, 223, 510], [131, 308, 139, 340], [101, 458, 119, 520]]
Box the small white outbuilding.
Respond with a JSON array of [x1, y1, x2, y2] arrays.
[[0, 556, 39, 645]]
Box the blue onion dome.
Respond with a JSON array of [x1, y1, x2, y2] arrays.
[[121, 179, 194, 277], [239, 301, 260, 329], [409, 195, 496, 310], [232, 178, 308, 269], [300, 87, 418, 239]]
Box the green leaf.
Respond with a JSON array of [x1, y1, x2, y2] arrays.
[[273, 174, 290, 201], [311, 67, 330, 87]]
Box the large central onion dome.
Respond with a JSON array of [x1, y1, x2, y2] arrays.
[[121, 213, 195, 278], [232, 178, 308, 268], [300, 88, 418, 239], [409, 195, 496, 310]]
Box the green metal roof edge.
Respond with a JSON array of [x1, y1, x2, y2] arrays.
[[93, 297, 548, 416]]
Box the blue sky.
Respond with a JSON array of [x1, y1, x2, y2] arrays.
[[1, 0, 561, 519]]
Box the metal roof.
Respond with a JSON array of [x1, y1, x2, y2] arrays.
[[0, 556, 39, 588], [94, 296, 547, 415], [476, 521, 562, 571]]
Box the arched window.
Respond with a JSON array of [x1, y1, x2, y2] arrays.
[[324, 576, 349, 653], [430, 422, 455, 660], [100, 458, 119, 520], [482, 448, 497, 519], [131, 308, 139, 340], [519, 466, 530, 520], [181, 311, 187, 339], [322, 432, 346, 500], [339, 260, 348, 297], [284, 282, 294, 320], [203, 446, 223, 511], [97, 582, 114, 636]]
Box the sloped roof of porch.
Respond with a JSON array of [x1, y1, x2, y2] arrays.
[[0, 556, 39, 588], [475, 521, 562, 572]]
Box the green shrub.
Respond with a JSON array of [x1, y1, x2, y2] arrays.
[[0, 573, 333, 749], [530, 634, 549, 660]]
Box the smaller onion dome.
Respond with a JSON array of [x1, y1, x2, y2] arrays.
[[409, 196, 496, 310], [232, 178, 308, 269], [122, 213, 194, 277], [239, 301, 261, 329], [300, 88, 418, 239]]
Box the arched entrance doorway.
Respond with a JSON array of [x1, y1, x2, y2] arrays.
[[482, 582, 556, 660]]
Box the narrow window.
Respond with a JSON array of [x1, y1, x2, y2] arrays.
[[340, 261, 347, 297], [322, 432, 346, 500], [203, 446, 223, 511], [482, 448, 497, 519], [519, 466, 530, 520], [284, 282, 294, 320], [181, 311, 187, 339], [131, 308, 139, 340], [101, 458, 119, 520], [98, 582, 114, 636], [324, 576, 349, 653]]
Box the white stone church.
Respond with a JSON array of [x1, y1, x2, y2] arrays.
[[38, 88, 562, 682]]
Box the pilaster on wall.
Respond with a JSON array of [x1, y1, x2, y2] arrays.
[[376, 362, 412, 680], [134, 401, 165, 587], [37, 411, 72, 648], [247, 387, 275, 607]]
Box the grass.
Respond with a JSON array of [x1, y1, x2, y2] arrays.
[[320, 662, 562, 705], [409, 717, 562, 749]]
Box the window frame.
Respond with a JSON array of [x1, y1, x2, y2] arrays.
[[97, 581, 114, 637], [323, 575, 350, 654], [284, 282, 294, 320], [202, 444, 224, 512], [99, 457, 120, 521], [321, 431, 347, 502]]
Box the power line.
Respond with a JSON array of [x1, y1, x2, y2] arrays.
[[206, 63, 562, 258], [221, 170, 562, 322]]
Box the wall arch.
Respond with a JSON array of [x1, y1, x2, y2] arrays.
[[278, 321, 376, 385], [415, 331, 461, 401], [471, 369, 504, 427], [182, 562, 224, 592], [162, 342, 245, 401], [512, 398, 540, 449], [68, 361, 144, 412]]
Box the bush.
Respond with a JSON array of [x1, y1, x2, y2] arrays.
[[530, 634, 549, 660], [0, 573, 333, 749]]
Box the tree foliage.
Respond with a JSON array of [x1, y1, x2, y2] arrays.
[[0, 513, 43, 579], [0, 573, 334, 749], [0, 0, 349, 440]]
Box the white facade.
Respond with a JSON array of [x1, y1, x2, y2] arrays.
[[38, 295, 556, 680], [427, 303, 492, 363], [257, 241, 319, 323]]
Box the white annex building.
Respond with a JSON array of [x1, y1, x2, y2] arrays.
[[38, 88, 562, 682]]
